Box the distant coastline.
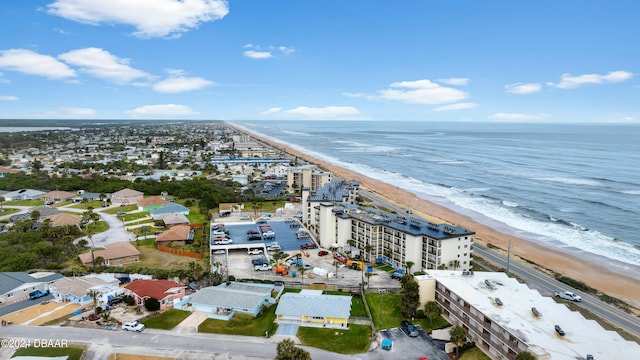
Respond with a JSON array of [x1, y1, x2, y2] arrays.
[[0, 126, 75, 133]]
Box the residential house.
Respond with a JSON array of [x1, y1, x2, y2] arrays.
[[2, 189, 46, 201], [158, 213, 190, 227], [110, 188, 143, 206], [155, 225, 193, 246], [275, 290, 351, 328], [138, 196, 170, 212], [73, 191, 102, 203], [189, 282, 277, 320], [49, 274, 121, 306], [0, 168, 19, 178], [149, 204, 190, 218], [41, 190, 76, 204], [218, 202, 242, 217], [0, 272, 63, 305], [10, 205, 60, 222], [46, 213, 81, 228], [78, 242, 141, 267], [124, 279, 186, 310]]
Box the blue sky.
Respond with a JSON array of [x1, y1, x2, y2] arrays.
[[0, 1, 638, 122]]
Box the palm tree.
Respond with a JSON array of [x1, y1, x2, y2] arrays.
[[424, 301, 441, 328], [0, 196, 5, 211], [364, 244, 373, 262], [449, 259, 461, 270], [405, 261, 415, 275], [515, 351, 536, 360], [87, 289, 100, 315], [449, 325, 467, 358]]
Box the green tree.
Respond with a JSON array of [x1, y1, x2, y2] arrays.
[[400, 277, 420, 319], [424, 301, 441, 328], [0, 196, 5, 211], [144, 297, 161, 311], [87, 289, 100, 315], [30, 210, 41, 221], [31, 159, 43, 173], [515, 352, 536, 360], [275, 338, 311, 360], [449, 325, 467, 358], [405, 261, 415, 275], [449, 259, 461, 270]]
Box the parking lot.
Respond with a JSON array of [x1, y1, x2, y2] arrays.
[[209, 215, 401, 289], [377, 327, 449, 360]]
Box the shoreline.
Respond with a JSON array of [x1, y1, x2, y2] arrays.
[[230, 122, 640, 309]]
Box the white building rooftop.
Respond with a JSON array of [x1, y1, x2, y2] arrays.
[[417, 271, 638, 359]]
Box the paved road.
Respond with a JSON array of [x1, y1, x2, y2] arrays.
[[0, 325, 391, 360], [359, 189, 640, 339]]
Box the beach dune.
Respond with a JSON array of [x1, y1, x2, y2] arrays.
[[235, 124, 640, 310]]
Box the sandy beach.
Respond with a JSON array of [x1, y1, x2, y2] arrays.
[[235, 124, 640, 310]]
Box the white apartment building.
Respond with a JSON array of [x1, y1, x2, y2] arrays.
[[416, 271, 638, 360], [287, 165, 333, 193], [302, 181, 474, 272]]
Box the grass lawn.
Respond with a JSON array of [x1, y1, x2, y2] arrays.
[[5, 199, 44, 206], [376, 264, 395, 272], [0, 208, 19, 216], [144, 309, 192, 330], [365, 293, 404, 329], [413, 315, 450, 333], [12, 346, 84, 360], [83, 220, 108, 234], [122, 212, 150, 221], [460, 346, 492, 360], [297, 324, 371, 354], [124, 238, 207, 270], [351, 295, 368, 317], [104, 204, 138, 214], [198, 304, 278, 336], [69, 200, 103, 209]]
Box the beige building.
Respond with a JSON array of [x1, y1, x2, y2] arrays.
[[79, 242, 141, 267], [287, 165, 332, 193], [302, 180, 474, 273]]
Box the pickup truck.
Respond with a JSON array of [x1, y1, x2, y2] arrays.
[[555, 290, 582, 302], [254, 264, 273, 271], [247, 249, 263, 255], [122, 321, 145, 332]]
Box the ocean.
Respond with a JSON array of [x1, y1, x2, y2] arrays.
[[232, 121, 640, 275]]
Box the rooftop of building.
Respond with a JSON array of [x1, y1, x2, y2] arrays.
[[307, 179, 359, 202], [416, 271, 638, 359]]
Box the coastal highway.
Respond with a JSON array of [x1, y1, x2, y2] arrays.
[[359, 189, 640, 340]]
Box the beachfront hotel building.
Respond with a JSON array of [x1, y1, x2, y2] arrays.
[[301, 180, 474, 272], [287, 165, 333, 193], [415, 271, 637, 360]]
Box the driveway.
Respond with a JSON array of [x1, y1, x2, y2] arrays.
[[376, 327, 449, 360]]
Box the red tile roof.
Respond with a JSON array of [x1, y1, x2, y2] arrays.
[[124, 279, 185, 300]]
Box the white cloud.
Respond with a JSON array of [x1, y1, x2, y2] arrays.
[[488, 113, 549, 121], [261, 107, 282, 115], [604, 116, 635, 123], [243, 50, 273, 59], [278, 46, 296, 55], [127, 104, 198, 118], [0, 49, 76, 79], [243, 44, 295, 59], [373, 79, 469, 104], [58, 47, 151, 83], [0, 95, 19, 101], [262, 106, 369, 120], [505, 83, 542, 94], [47, 0, 229, 39], [548, 70, 633, 89], [433, 102, 477, 112], [341, 92, 366, 98], [153, 76, 214, 93], [438, 78, 469, 86]]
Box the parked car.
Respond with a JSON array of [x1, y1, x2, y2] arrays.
[[116, 211, 126, 216], [301, 242, 317, 249], [29, 290, 49, 300], [122, 321, 145, 332], [401, 320, 419, 337], [318, 250, 329, 256], [555, 325, 565, 336], [248, 249, 263, 255], [302, 264, 314, 270], [251, 258, 269, 265], [254, 264, 273, 271], [108, 296, 124, 306]]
